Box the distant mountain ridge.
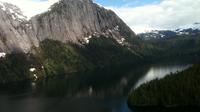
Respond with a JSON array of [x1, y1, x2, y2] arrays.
[[138, 23, 200, 40]]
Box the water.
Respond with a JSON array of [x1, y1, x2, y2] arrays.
[[0, 63, 190, 112], [134, 64, 191, 88]]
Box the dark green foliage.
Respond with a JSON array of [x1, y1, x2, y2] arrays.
[[135, 34, 200, 63], [0, 36, 139, 83], [39, 36, 138, 77], [1, 33, 200, 84], [128, 63, 200, 107], [0, 53, 31, 83], [33, 33, 200, 80], [40, 39, 93, 75], [85, 36, 139, 68]]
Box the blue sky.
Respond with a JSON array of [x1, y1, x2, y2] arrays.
[[39, 0, 161, 7], [93, 0, 200, 33], [94, 0, 161, 7]]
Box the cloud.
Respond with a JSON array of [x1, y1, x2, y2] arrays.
[[0, 0, 199, 34], [0, 0, 59, 19], [107, 0, 200, 33]]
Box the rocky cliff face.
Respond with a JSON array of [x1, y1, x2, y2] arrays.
[[0, 0, 136, 53], [30, 0, 136, 44], [0, 2, 38, 53]]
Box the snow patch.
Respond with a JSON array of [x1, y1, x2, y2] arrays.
[[108, 29, 112, 33], [178, 32, 189, 35], [96, 3, 103, 8], [92, 32, 100, 37], [152, 30, 159, 34], [0, 2, 27, 21], [84, 35, 92, 44], [33, 74, 38, 79], [114, 25, 119, 31], [117, 38, 125, 45], [0, 52, 6, 58], [29, 68, 36, 72], [0, 2, 6, 11], [160, 34, 165, 38]]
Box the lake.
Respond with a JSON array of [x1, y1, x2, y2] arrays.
[[0, 63, 191, 112]]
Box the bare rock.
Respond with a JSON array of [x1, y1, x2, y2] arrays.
[[0, 0, 136, 53]]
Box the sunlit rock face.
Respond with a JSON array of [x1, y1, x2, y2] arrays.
[[30, 0, 135, 43], [0, 2, 39, 53], [0, 0, 136, 53]]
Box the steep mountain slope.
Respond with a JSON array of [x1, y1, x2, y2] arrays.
[[0, 0, 139, 83], [0, 2, 38, 53], [0, 0, 136, 53], [30, 0, 135, 44]]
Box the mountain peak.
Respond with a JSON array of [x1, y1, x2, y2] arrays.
[[0, 0, 135, 53], [0, 2, 27, 21], [30, 0, 135, 44], [62, 0, 93, 2]]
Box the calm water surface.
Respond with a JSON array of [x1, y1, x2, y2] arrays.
[[0, 63, 191, 112], [134, 64, 191, 88]]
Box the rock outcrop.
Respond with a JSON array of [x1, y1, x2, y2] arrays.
[[0, 2, 38, 53], [0, 0, 136, 53], [30, 0, 135, 44]]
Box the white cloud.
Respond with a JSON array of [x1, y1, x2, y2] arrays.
[[0, 0, 199, 34], [107, 0, 200, 33], [0, 0, 59, 19]]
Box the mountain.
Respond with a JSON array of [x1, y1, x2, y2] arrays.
[[138, 23, 200, 40], [1, 0, 199, 84], [138, 30, 177, 40], [0, 0, 136, 53], [0, 0, 139, 83], [0, 2, 38, 53], [30, 0, 135, 43]]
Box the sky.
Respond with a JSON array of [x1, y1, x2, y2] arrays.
[[94, 0, 161, 7], [0, 0, 200, 34]]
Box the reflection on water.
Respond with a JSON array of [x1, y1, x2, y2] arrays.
[[0, 96, 132, 112], [134, 65, 191, 88], [0, 63, 191, 112]]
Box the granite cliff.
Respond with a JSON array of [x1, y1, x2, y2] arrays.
[[0, 0, 136, 53], [0, 2, 38, 53]]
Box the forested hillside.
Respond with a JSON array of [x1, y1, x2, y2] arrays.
[[128, 63, 200, 107]]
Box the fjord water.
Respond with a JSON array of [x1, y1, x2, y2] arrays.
[[0, 63, 190, 112]]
